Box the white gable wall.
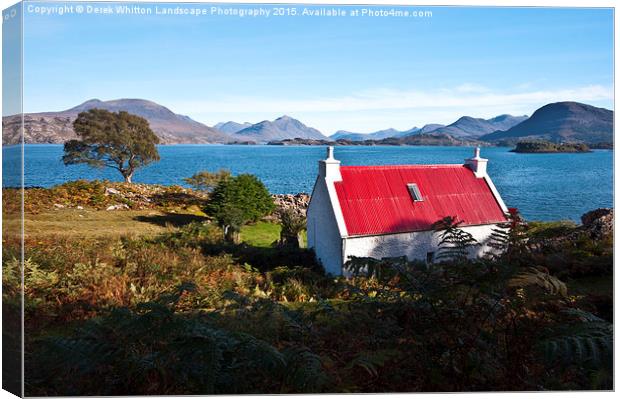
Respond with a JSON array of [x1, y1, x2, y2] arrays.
[[342, 224, 501, 275], [307, 177, 344, 276]]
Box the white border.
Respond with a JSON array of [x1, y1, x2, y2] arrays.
[[0, 1, 616, 399]]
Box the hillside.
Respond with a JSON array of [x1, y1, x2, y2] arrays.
[[7, 180, 611, 394], [486, 114, 530, 131], [214, 121, 253, 134], [480, 102, 613, 144], [233, 115, 327, 143], [2, 99, 233, 145], [417, 124, 446, 134], [428, 114, 527, 138]]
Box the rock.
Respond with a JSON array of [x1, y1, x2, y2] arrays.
[[529, 208, 613, 253], [53, 203, 65, 209], [76, 206, 84, 210], [106, 204, 129, 211], [105, 187, 120, 195], [580, 208, 613, 239], [272, 193, 310, 218]]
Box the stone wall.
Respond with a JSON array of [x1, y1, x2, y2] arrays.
[[271, 193, 310, 217]]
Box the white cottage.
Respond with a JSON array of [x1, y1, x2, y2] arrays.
[[306, 146, 509, 275]]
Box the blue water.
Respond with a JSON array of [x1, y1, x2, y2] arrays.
[[2, 144, 613, 222]]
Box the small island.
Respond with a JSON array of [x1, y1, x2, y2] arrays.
[[510, 141, 591, 153]]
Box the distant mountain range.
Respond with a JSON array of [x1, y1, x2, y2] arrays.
[[480, 102, 613, 144], [415, 114, 528, 138], [328, 115, 527, 142], [375, 133, 484, 146], [231, 115, 327, 143], [2, 99, 613, 146], [331, 127, 419, 141], [214, 121, 253, 134], [2, 99, 230, 145]]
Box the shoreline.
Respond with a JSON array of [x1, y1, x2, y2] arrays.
[[2, 181, 610, 225]]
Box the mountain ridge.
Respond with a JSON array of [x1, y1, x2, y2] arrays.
[[480, 102, 613, 144], [2, 98, 232, 145], [424, 114, 528, 138], [214, 121, 253, 134], [330, 127, 419, 141], [232, 115, 327, 143], [3, 100, 612, 146]]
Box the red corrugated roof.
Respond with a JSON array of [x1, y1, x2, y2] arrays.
[[334, 164, 507, 236]]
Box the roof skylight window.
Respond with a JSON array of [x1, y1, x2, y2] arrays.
[[407, 183, 423, 202]]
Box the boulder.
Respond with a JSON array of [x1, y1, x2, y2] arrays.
[[106, 204, 129, 211], [580, 208, 613, 239], [272, 193, 310, 218]]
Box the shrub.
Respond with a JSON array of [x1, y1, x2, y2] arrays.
[[205, 174, 275, 242], [278, 209, 306, 248]]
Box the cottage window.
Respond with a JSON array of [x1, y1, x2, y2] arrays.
[[407, 183, 423, 202]]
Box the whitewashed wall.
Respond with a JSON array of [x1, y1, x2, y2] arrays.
[[342, 224, 501, 274], [307, 177, 344, 276]]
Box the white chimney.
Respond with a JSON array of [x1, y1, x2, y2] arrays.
[[319, 146, 342, 181], [465, 146, 488, 178]]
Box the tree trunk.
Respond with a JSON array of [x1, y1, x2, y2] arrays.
[[123, 171, 133, 183], [279, 232, 303, 248], [224, 226, 240, 244]]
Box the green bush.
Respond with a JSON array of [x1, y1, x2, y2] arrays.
[[205, 174, 275, 242]]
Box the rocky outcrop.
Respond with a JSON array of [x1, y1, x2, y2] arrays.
[[271, 193, 310, 217], [15, 181, 209, 213], [580, 208, 613, 239], [532, 208, 614, 252]]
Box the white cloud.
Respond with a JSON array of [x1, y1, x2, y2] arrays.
[[455, 83, 491, 93], [178, 84, 612, 114]]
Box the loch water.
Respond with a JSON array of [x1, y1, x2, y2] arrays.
[[2, 144, 613, 222]]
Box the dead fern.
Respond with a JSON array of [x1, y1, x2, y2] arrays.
[[508, 267, 567, 297], [538, 308, 612, 387]]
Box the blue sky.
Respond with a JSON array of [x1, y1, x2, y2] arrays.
[[18, 2, 614, 134]]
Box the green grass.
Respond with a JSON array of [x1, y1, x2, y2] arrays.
[[527, 220, 577, 239], [241, 221, 307, 248], [8, 208, 307, 251], [241, 222, 281, 247], [4, 208, 207, 238]]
